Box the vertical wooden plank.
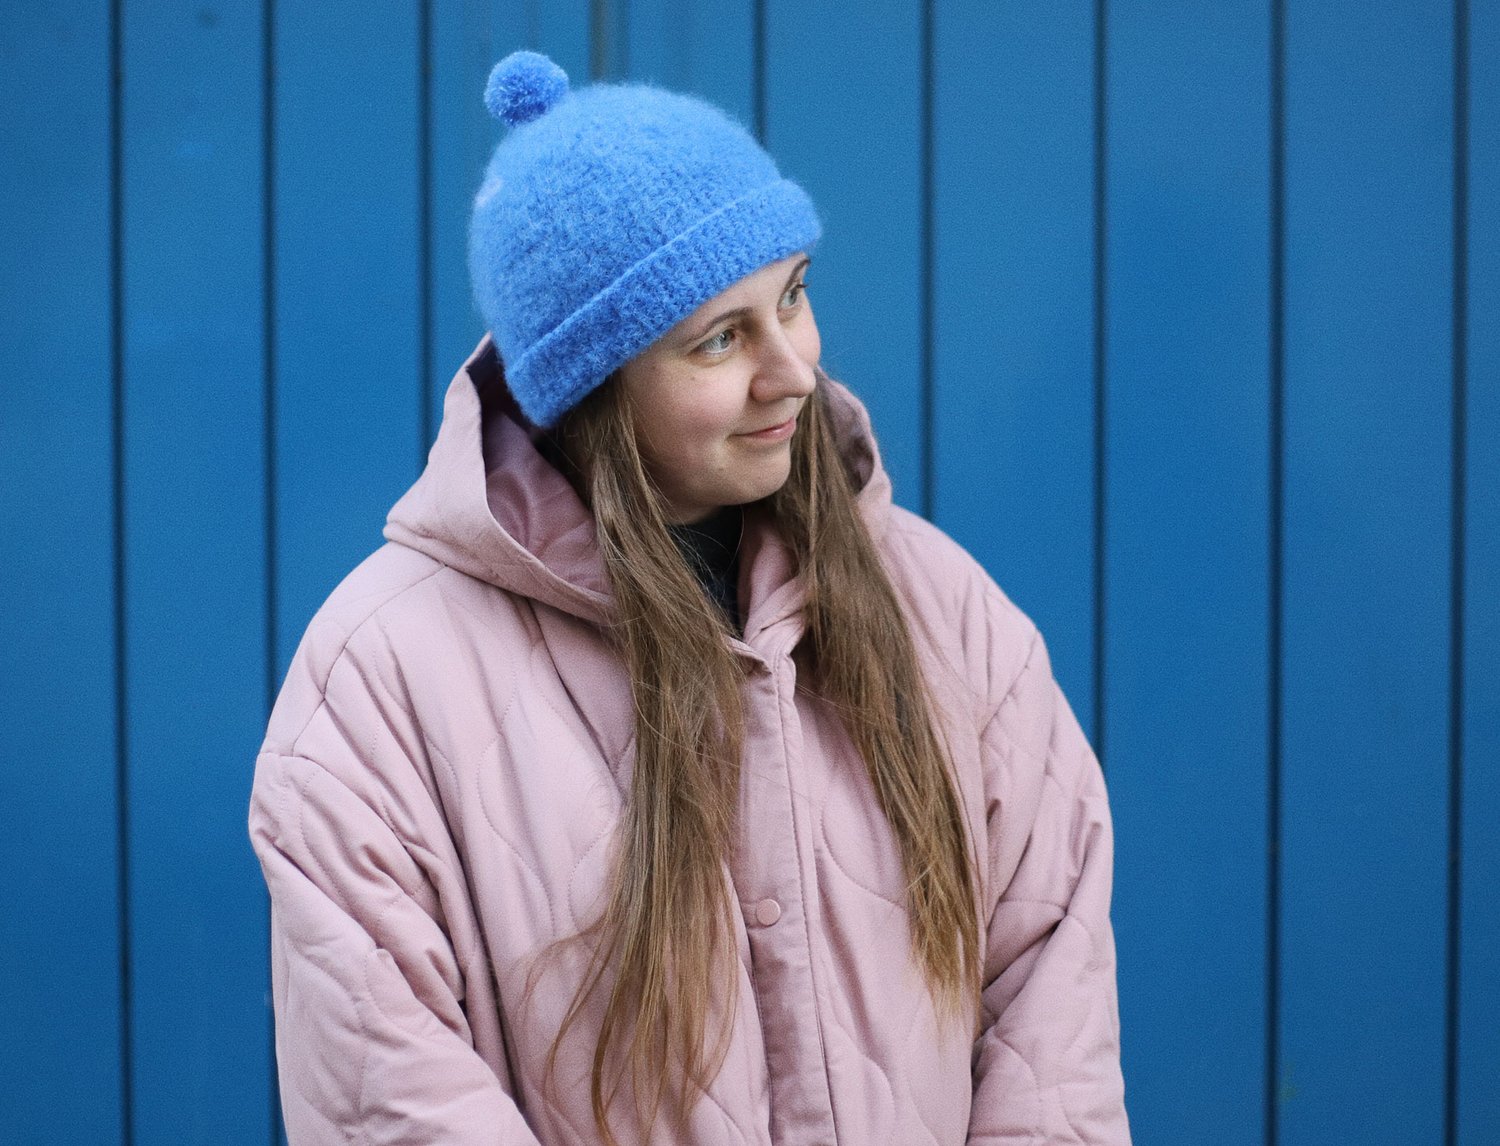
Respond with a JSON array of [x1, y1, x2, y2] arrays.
[[536, 1, 591, 85], [273, 0, 423, 676], [0, 6, 124, 1140], [1103, 3, 1272, 1140], [626, 0, 757, 126], [429, 0, 514, 437], [120, 4, 271, 1141], [594, 0, 631, 79], [1459, 1, 1498, 1140], [931, 1, 1097, 718], [764, 0, 925, 512], [1280, 3, 1452, 1141]]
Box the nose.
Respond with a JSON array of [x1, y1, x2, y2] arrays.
[[750, 320, 818, 404]]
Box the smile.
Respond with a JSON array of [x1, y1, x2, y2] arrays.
[[738, 416, 798, 443]]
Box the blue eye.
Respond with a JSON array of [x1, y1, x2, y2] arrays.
[[699, 328, 734, 355], [782, 280, 808, 307]]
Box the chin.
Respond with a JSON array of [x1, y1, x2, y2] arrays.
[[737, 463, 795, 506], [670, 459, 794, 519]]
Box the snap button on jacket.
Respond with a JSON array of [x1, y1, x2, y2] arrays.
[[248, 337, 1131, 1144]]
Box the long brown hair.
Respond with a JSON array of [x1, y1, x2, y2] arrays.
[[550, 371, 980, 1143]]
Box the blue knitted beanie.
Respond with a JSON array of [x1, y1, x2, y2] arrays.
[[468, 51, 823, 428]]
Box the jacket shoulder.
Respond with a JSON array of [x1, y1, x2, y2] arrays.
[[262, 543, 531, 759], [878, 506, 1042, 719]]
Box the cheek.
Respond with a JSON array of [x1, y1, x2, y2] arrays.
[[626, 367, 712, 439], [634, 384, 743, 485], [657, 387, 744, 448]]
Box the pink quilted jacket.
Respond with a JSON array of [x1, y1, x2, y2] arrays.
[[249, 336, 1130, 1144]]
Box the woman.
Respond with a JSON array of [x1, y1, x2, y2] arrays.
[[250, 51, 1129, 1145]]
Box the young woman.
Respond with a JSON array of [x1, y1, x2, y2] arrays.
[[250, 51, 1130, 1145]]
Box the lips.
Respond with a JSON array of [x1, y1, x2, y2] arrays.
[[738, 402, 804, 439], [738, 416, 797, 441]]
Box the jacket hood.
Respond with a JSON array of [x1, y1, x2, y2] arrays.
[[383, 335, 894, 625]]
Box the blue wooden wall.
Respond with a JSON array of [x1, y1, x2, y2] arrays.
[[1, 2, 1493, 1142]]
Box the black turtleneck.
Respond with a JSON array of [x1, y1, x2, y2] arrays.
[[667, 505, 745, 634]]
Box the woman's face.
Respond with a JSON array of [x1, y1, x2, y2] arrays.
[[617, 253, 820, 524]]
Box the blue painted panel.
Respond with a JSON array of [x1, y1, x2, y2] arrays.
[[595, 0, 631, 79], [120, 5, 271, 1142], [1104, 4, 1272, 1140], [931, 1, 1097, 721], [626, 0, 757, 127], [1279, 3, 1452, 1140], [764, 0, 925, 511], [0, 6, 123, 1141], [428, 2, 524, 438], [536, 0, 591, 86], [273, 0, 424, 677], [1459, 1, 1499, 1141]]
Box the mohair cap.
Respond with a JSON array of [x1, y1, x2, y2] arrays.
[[468, 50, 823, 428]]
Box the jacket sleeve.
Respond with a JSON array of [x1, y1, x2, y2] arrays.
[[250, 747, 543, 1146], [966, 629, 1131, 1145]]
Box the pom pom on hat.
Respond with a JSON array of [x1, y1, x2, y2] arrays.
[[485, 50, 570, 127]]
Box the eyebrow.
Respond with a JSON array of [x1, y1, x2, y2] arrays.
[[680, 256, 812, 346]]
